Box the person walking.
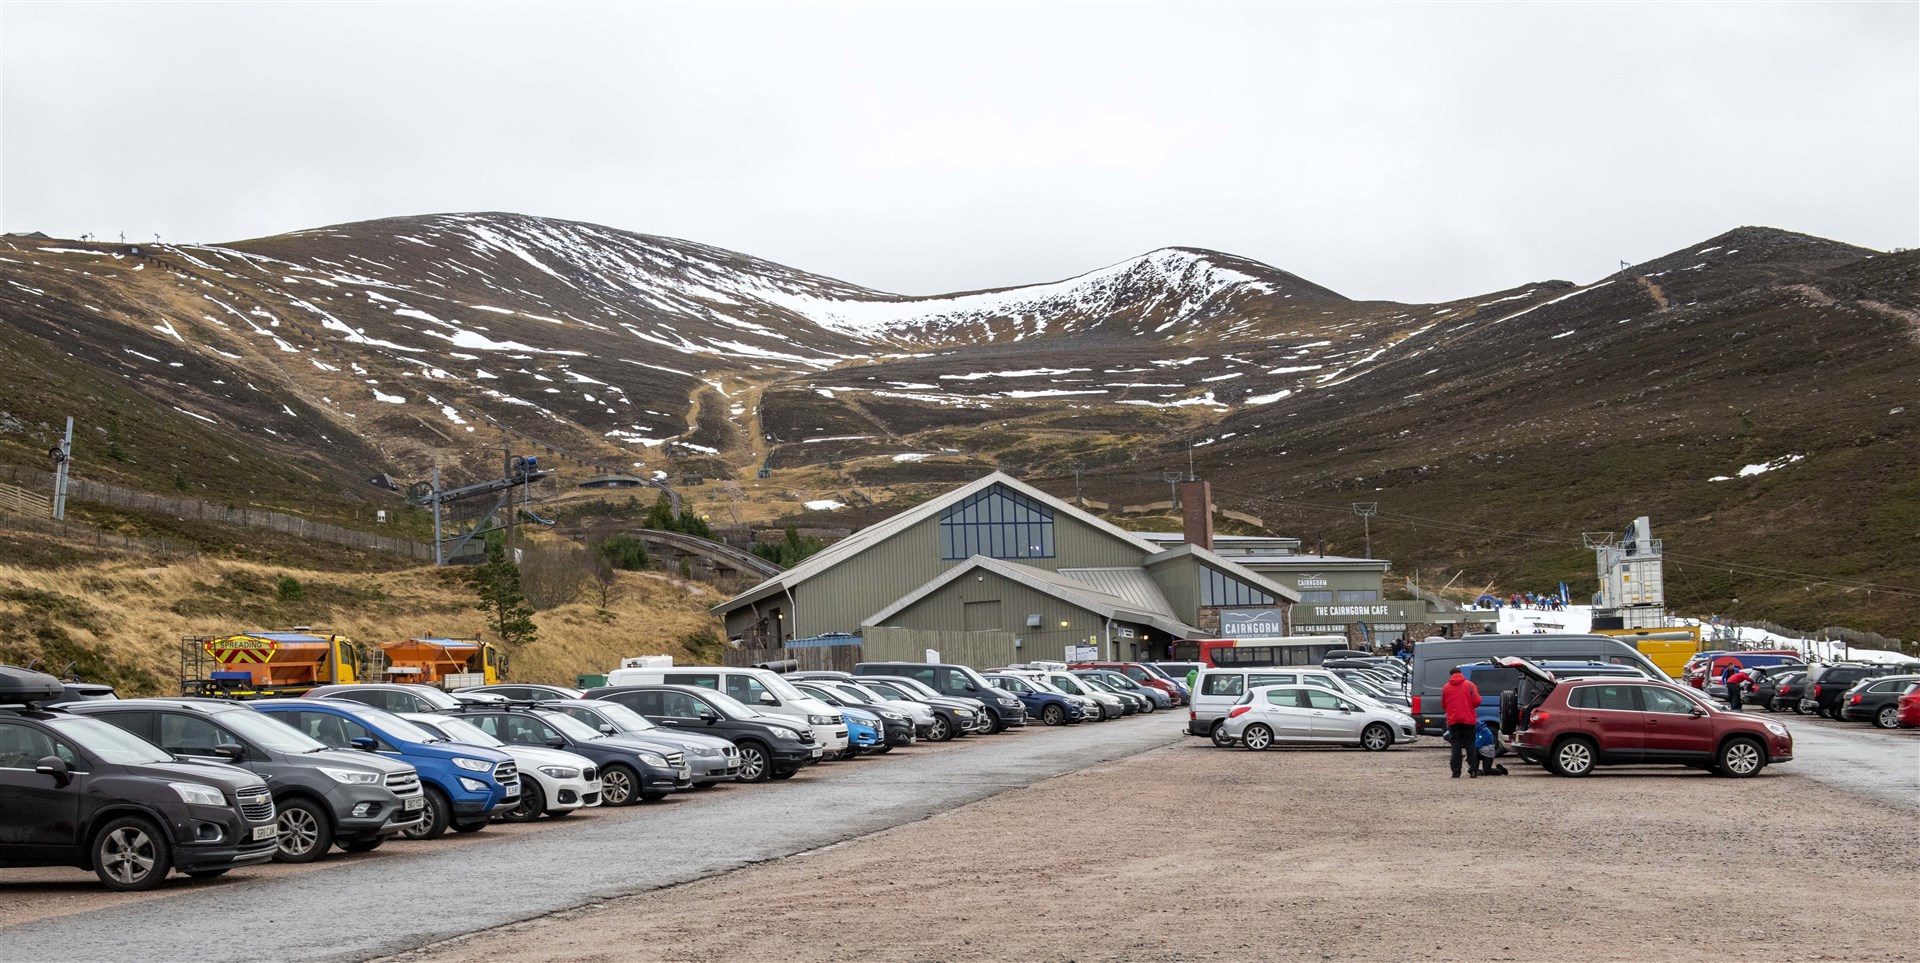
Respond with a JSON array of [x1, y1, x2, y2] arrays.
[[1726, 666, 1750, 711], [1441, 667, 1483, 778]]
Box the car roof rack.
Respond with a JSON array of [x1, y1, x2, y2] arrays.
[[1, 665, 70, 709]]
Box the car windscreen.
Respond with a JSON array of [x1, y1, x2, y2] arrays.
[[214, 708, 330, 754], [540, 712, 608, 741], [827, 683, 877, 705], [429, 717, 506, 747], [758, 672, 811, 703], [860, 681, 911, 701], [591, 702, 658, 731], [888, 678, 945, 700], [45, 715, 173, 765], [337, 705, 441, 744], [795, 685, 843, 707], [694, 688, 764, 721]]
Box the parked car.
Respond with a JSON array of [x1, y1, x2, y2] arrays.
[[1800, 663, 1920, 720], [1067, 662, 1187, 705], [793, 682, 903, 752], [983, 673, 1089, 726], [451, 705, 687, 803], [542, 700, 741, 787], [847, 674, 992, 737], [1741, 665, 1803, 711], [1076, 674, 1144, 714], [1074, 669, 1171, 709], [1768, 671, 1810, 713], [582, 685, 821, 781], [1504, 660, 1793, 778], [603, 666, 850, 757], [399, 713, 600, 820], [1219, 685, 1416, 751], [1028, 671, 1125, 720], [70, 698, 424, 862], [1900, 685, 1920, 728], [252, 698, 517, 839], [454, 683, 585, 702], [1838, 676, 1920, 729], [1, 666, 279, 890], [307, 683, 468, 714], [798, 678, 934, 741], [1702, 654, 1806, 700], [854, 662, 1029, 732], [782, 683, 882, 758], [1190, 666, 1409, 746], [1327, 670, 1411, 710]]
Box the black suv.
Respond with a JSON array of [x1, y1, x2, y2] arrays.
[[71, 698, 425, 861], [452, 704, 687, 803], [1, 667, 278, 890], [582, 685, 821, 782], [853, 662, 1028, 733], [1801, 663, 1920, 720]]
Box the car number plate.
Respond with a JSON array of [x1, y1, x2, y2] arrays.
[[252, 825, 277, 841], [404, 795, 425, 811]]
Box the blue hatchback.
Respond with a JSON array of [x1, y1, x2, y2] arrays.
[[253, 698, 517, 839], [838, 706, 884, 757]]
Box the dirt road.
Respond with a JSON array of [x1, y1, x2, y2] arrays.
[[405, 737, 1920, 963]]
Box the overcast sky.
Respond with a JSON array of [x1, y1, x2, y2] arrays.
[[3, 2, 1914, 303]]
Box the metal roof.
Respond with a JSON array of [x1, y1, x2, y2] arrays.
[[863, 556, 1200, 638], [1057, 567, 1178, 614]]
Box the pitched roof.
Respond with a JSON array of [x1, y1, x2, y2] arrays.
[[711, 472, 1158, 614], [1142, 542, 1304, 603], [862, 556, 1200, 637], [1058, 567, 1178, 614]]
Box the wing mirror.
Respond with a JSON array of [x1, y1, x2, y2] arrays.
[[698, 708, 720, 723], [349, 737, 377, 752], [598, 724, 616, 735], [1690, 707, 1708, 718], [34, 755, 72, 787], [214, 743, 245, 761], [757, 693, 778, 706], [545, 736, 568, 749]]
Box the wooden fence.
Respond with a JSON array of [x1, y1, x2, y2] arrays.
[[861, 626, 1021, 669], [0, 482, 51, 518], [0, 510, 199, 558], [723, 643, 864, 673], [0, 465, 432, 561]]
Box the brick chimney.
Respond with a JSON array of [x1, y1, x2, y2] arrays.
[[1178, 479, 1212, 551]]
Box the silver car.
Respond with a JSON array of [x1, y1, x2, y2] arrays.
[[1220, 685, 1417, 752]]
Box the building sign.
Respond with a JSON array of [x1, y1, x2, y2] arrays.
[[1065, 644, 1099, 661], [1302, 601, 1474, 623], [1114, 625, 1136, 639], [1220, 608, 1288, 638], [1295, 574, 1328, 588]]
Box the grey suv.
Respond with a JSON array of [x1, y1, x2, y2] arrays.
[[72, 699, 424, 861]]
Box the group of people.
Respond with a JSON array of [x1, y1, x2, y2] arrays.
[[1387, 637, 1416, 662], [1721, 664, 1754, 711], [1496, 592, 1567, 611], [1439, 667, 1507, 778]]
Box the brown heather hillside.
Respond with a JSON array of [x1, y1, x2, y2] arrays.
[[0, 535, 725, 696]]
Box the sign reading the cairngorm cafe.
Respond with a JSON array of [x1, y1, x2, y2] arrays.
[[1220, 608, 1288, 638]]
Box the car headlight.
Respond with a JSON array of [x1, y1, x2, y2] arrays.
[[1764, 722, 1788, 737], [694, 746, 721, 757], [881, 711, 906, 722], [636, 752, 668, 768], [317, 767, 380, 785], [808, 714, 838, 726], [767, 726, 800, 739], [539, 766, 582, 779], [956, 708, 976, 718], [998, 697, 1019, 707], [452, 757, 494, 772], [170, 782, 226, 806]]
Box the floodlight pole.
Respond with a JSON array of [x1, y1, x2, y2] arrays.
[[431, 466, 443, 566], [51, 417, 73, 520]]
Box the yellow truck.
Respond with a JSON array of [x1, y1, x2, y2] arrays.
[[374, 637, 507, 689], [1594, 626, 1701, 678], [180, 630, 364, 697]]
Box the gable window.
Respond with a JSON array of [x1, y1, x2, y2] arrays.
[[1202, 567, 1275, 607], [939, 486, 1055, 560]]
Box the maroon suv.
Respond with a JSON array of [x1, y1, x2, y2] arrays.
[[1505, 658, 1793, 778]]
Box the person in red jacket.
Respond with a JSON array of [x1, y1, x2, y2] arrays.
[[1726, 667, 1751, 711], [1441, 667, 1484, 778]]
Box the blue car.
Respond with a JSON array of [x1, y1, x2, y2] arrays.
[[838, 707, 884, 758], [983, 673, 1088, 726], [253, 698, 518, 840]]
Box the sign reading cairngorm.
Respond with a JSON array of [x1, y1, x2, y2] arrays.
[[1219, 608, 1288, 638]]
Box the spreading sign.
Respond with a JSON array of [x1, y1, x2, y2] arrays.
[[204, 635, 279, 665]]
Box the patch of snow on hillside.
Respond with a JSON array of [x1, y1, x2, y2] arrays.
[[373, 389, 406, 404], [892, 453, 929, 462], [1200, 372, 1243, 382], [940, 367, 1090, 381], [1152, 357, 1210, 367], [1551, 330, 1575, 339], [1267, 364, 1322, 374], [124, 348, 162, 363], [173, 406, 218, 424], [1118, 391, 1225, 409], [1245, 389, 1294, 405], [1737, 454, 1804, 477], [816, 388, 835, 398], [998, 389, 1106, 399], [1490, 281, 1615, 325], [805, 500, 846, 511], [153, 318, 184, 342]]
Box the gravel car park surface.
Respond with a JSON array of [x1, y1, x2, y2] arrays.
[[401, 731, 1920, 963]]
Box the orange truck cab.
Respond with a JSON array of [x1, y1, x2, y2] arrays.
[[376, 637, 506, 689], [182, 631, 363, 697]]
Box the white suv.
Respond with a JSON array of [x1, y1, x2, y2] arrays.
[[1189, 667, 1401, 747], [401, 714, 601, 819]]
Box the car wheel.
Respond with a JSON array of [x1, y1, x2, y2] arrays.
[[450, 819, 487, 833], [734, 742, 771, 783], [184, 869, 230, 879], [272, 798, 334, 863], [601, 764, 641, 805], [1717, 737, 1765, 777], [339, 838, 383, 853], [1210, 720, 1235, 748], [986, 713, 1007, 734], [1549, 737, 1597, 777], [1243, 724, 1274, 751], [502, 780, 545, 822], [1498, 690, 1519, 735], [928, 715, 953, 742], [1042, 704, 1066, 727], [1828, 705, 1845, 721], [1361, 723, 1393, 752], [402, 787, 451, 840], [92, 816, 171, 892], [1790, 703, 1807, 715], [1875, 706, 1900, 730]]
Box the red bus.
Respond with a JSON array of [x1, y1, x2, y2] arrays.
[[1187, 635, 1350, 668]]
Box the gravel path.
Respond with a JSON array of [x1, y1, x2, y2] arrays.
[[405, 732, 1920, 963]]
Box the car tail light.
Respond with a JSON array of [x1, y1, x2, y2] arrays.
[[1813, 685, 1822, 697], [1528, 710, 1550, 727], [1411, 695, 1421, 715], [1188, 709, 1196, 722], [1227, 706, 1250, 718], [1849, 694, 1863, 705]]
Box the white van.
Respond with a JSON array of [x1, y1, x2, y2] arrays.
[[604, 665, 849, 755], [1187, 666, 1395, 746]]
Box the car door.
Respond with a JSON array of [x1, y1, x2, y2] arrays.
[[1301, 688, 1363, 741], [1262, 689, 1314, 740], [1638, 685, 1717, 758], [0, 720, 83, 855], [1566, 684, 1645, 760]]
